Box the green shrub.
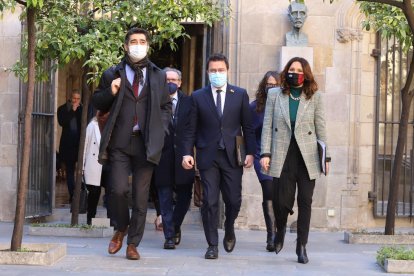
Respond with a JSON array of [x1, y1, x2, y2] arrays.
[[377, 246, 414, 266]]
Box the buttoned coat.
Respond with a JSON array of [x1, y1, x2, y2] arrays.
[[82, 118, 102, 186], [92, 60, 171, 165], [153, 91, 195, 187], [261, 87, 329, 180]]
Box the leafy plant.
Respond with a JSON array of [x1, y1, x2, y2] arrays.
[[4, 0, 231, 84], [377, 246, 414, 266]]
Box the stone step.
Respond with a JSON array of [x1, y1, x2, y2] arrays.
[[45, 206, 202, 226]]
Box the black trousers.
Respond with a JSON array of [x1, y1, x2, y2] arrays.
[[109, 133, 154, 246], [64, 159, 76, 201], [200, 149, 243, 246], [274, 136, 315, 245], [260, 179, 274, 201], [86, 184, 102, 222], [157, 184, 193, 239]]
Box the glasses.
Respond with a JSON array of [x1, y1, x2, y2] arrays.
[[167, 78, 180, 82]]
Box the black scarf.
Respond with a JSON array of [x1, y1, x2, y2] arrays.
[[124, 54, 149, 85]]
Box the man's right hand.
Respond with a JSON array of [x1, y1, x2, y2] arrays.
[[182, 155, 194, 170], [111, 78, 121, 95]]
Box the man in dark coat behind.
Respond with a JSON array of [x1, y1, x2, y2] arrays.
[[57, 90, 82, 203], [91, 27, 171, 260], [153, 67, 195, 250]]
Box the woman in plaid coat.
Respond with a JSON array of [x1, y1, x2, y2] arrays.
[[260, 57, 331, 264]]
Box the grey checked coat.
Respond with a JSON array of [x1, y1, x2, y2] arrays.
[[260, 87, 329, 180]]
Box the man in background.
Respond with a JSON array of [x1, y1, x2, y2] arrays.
[[57, 90, 82, 203]]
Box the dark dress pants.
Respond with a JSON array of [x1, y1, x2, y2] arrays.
[[109, 134, 154, 246], [158, 184, 193, 239], [86, 184, 102, 223], [64, 158, 76, 201], [200, 149, 243, 246], [173, 184, 193, 230], [274, 136, 315, 245]]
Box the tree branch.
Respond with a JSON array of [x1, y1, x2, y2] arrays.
[[14, 0, 27, 6], [357, 0, 404, 9], [402, 0, 414, 35]]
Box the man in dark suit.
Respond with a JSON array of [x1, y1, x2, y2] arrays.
[[153, 67, 195, 250], [92, 27, 171, 260], [182, 53, 256, 259], [57, 90, 82, 203]]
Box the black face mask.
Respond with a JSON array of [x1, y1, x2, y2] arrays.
[[285, 72, 304, 87]]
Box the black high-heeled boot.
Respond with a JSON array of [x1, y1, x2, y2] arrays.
[[262, 201, 276, 252], [296, 239, 309, 264], [274, 226, 286, 254]]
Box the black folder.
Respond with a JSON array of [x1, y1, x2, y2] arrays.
[[236, 135, 246, 166], [317, 139, 326, 175]]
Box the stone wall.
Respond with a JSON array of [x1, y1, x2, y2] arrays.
[[0, 10, 21, 221], [227, 0, 413, 230]]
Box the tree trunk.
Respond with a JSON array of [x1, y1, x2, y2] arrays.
[[10, 7, 36, 251], [385, 69, 414, 235], [71, 69, 90, 225]]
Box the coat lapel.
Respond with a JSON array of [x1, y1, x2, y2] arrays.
[[279, 92, 291, 130], [222, 85, 234, 119], [93, 121, 101, 144], [295, 94, 311, 128], [203, 86, 221, 122]]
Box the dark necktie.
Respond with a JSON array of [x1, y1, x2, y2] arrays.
[[216, 89, 225, 149], [216, 89, 223, 117], [133, 73, 139, 98], [132, 73, 139, 129]]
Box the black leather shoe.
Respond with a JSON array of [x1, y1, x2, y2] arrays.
[[174, 228, 181, 245], [205, 245, 218, 259], [223, 230, 236, 253], [296, 241, 309, 264], [164, 238, 176, 249], [274, 227, 286, 254]]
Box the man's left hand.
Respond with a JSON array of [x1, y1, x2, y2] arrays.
[[244, 155, 254, 168]]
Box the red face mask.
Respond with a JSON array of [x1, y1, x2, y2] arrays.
[[285, 72, 304, 86]]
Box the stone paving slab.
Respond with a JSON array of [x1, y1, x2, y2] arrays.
[[0, 243, 66, 265], [0, 222, 406, 275], [28, 225, 113, 238], [345, 231, 414, 245]]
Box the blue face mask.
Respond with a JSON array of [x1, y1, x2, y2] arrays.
[[167, 82, 178, 95], [209, 72, 227, 88]]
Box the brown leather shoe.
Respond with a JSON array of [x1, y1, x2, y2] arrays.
[[126, 244, 140, 260], [108, 230, 127, 254]]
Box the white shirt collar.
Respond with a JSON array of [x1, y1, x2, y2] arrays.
[[211, 84, 227, 94], [170, 92, 178, 102]]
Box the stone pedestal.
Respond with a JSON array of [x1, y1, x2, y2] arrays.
[[280, 46, 314, 71]]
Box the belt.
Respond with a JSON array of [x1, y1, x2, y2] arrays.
[[131, 130, 142, 136]]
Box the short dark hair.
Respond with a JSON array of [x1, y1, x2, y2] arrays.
[[207, 53, 229, 70], [124, 27, 151, 44]]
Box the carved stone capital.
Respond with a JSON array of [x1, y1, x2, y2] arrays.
[[337, 28, 363, 43]]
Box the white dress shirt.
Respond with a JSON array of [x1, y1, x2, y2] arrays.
[[211, 84, 227, 114]]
